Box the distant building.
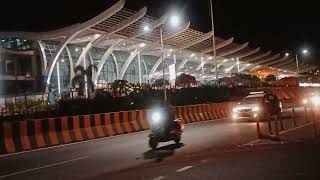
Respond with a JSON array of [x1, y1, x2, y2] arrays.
[[0, 38, 43, 95]]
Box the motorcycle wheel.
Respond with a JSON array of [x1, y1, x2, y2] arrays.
[[174, 135, 181, 144], [149, 137, 158, 149]]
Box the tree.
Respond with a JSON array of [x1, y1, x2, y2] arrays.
[[71, 64, 97, 97], [110, 80, 134, 97], [152, 78, 169, 87], [265, 75, 276, 82], [176, 73, 196, 87]]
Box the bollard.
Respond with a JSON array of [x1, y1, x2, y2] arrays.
[[292, 108, 297, 127], [311, 108, 317, 138], [274, 115, 279, 137], [256, 116, 262, 138], [304, 106, 309, 123], [268, 115, 273, 135]]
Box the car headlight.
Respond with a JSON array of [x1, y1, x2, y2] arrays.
[[233, 108, 239, 113], [252, 107, 260, 112], [303, 99, 308, 104], [151, 112, 162, 124], [311, 96, 320, 106]]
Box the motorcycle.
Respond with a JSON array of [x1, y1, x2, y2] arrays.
[[148, 108, 184, 149]]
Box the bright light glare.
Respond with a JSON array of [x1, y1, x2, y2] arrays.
[[169, 15, 180, 27], [311, 96, 320, 106], [233, 108, 239, 113], [152, 112, 161, 123], [302, 49, 308, 54], [252, 107, 260, 112], [190, 53, 195, 57], [232, 114, 238, 119], [139, 43, 146, 47], [285, 53, 290, 56], [143, 25, 150, 32], [303, 99, 308, 104]]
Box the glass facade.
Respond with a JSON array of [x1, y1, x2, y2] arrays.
[[39, 40, 166, 93], [0, 38, 32, 50]]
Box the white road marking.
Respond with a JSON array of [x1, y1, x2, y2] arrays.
[[176, 166, 193, 172], [243, 139, 261, 146], [279, 122, 313, 135], [0, 156, 89, 178], [153, 176, 166, 180], [243, 122, 314, 146], [201, 159, 208, 163]]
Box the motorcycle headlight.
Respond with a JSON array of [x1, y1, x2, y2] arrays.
[[303, 99, 308, 104], [151, 112, 162, 124], [252, 107, 260, 112]]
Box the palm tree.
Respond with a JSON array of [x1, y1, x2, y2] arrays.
[[71, 64, 97, 98]]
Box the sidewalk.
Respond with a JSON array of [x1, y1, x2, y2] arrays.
[[244, 121, 319, 146]]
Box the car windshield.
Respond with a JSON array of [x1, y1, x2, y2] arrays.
[[241, 97, 262, 104]]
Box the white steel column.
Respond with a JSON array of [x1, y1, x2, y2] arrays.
[[56, 62, 61, 94], [173, 53, 177, 80], [210, 0, 217, 80], [201, 56, 204, 79], [236, 58, 240, 74], [138, 51, 142, 84]]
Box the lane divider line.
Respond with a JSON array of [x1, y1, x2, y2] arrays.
[[176, 166, 193, 172], [0, 156, 89, 179], [153, 176, 166, 180]]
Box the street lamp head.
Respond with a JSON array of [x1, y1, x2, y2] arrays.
[[169, 15, 180, 27], [143, 25, 150, 32], [302, 49, 308, 54]]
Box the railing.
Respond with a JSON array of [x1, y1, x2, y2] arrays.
[[0, 93, 51, 116]]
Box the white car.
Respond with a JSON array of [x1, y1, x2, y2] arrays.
[[303, 93, 320, 107], [232, 91, 282, 121]]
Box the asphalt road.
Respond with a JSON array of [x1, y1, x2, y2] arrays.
[[0, 107, 310, 180]]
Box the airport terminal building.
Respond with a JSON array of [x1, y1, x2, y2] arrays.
[[0, 0, 316, 96]]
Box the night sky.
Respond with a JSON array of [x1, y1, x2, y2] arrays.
[[1, 0, 319, 65]]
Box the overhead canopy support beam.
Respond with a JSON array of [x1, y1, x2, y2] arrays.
[[0, 0, 126, 40], [93, 16, 166, 83], [243, 51, 271, 62], [263, 56, 289, 66], [253, 54, 280, 65], [273, 58, 294, 68], [150, 54, 170, 75], [232, 47, 261, 59], [177, 57, 190, 70], [75, 7, 148, 67], [179, 31, 213, 50], [118, 22, 191, 80], [201, 37, 234, 53], [218, 42, 249, 57], [44, 0, 125, 91]]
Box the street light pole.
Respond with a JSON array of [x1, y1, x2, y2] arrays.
[[236, 58, 240, 75], [160, 28, 167, 102], [295, 54, 300, 75], [209, 0, 217, 80]]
